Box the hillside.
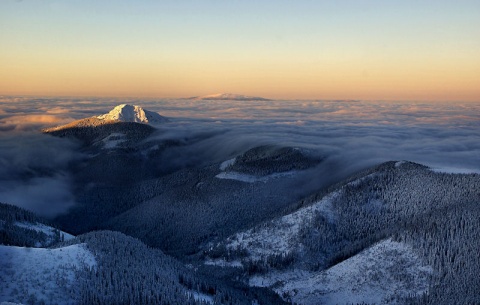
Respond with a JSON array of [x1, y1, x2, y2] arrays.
[[0, 243, 95, 305], [2, 159, 479, 304], [201, 161, 480, 304], [57, 144, 326, 254], [0, 203, 92, 304], [0, 204, 284, 305]]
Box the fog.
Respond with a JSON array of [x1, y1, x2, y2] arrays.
[[1, 96, 479, 217], [142, 98, 480, 173]]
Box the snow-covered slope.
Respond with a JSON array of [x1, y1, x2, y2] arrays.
[[99, 132, 126, 149], [215, 191, 338, 262], [0, 243, 96, 305], [97, 104, 167, 124], [189, 93, 271, 101], [250, 239, 432, 305], [204, 162, 450, 303]]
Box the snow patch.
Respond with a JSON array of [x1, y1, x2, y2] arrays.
[[219, 158, 236, 170], [204, 259, 243, 268], [101, 132, 126, 149], [250, 239, 432, 305], [0, 243, 96, 304], [395, 161, 407, 168]]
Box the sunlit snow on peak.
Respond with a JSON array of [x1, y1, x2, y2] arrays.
[[97, 104, 167, 124]]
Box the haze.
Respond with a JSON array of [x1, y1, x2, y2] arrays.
[[1, 0, 480, 101]]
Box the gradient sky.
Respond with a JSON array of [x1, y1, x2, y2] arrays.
[[1, 0, 479, 101]]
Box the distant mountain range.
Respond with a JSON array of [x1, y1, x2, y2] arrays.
[[186, 93, 272, 101]]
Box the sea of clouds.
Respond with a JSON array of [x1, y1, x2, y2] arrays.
[[1, 96, 479, 217]]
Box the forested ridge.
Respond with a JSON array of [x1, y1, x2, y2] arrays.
[[204, 161, 480, 304], [0, 203, 286, 305], [1, 157, 479, 304]]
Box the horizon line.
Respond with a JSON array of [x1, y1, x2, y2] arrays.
[[1, 93, 479, 104]]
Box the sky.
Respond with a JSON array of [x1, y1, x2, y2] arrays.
[[1, 0, 479, 101]]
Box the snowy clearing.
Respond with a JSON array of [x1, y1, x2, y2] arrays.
[[204, 258, 243, 268], [101, 132, 126, 149], [0, 243, 96, 305], [215, 170, 297, 183], [219, 158, 236, 170], [250, 239, 432, 305], [223, 192, 339, 261]]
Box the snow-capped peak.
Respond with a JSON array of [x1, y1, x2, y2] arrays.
[[97, 104, 167, 124]]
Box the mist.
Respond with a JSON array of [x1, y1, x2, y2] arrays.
[[1, 96, 479, 216], [0, 130, 83, 218], [142, 99, 480, 173]]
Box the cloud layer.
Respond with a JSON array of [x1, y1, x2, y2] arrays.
[[0, 124, 83, 218], [1, 96, 479, 216]]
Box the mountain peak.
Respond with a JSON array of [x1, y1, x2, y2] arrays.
[[42, 104, 166, 135], [188, 93, 271, 101], [97, 104, 167, 124]]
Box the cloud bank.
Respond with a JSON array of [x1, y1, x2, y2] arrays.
[[0, 96, 479, 216], [0, 130, 83, 218]]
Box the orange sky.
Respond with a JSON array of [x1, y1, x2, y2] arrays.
[[1, 1, 479, 101]]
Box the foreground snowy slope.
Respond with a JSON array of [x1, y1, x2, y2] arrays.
[[249, 239, 432, 305], [1, 201, 286, 305], [0, 244, 95, 305]]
